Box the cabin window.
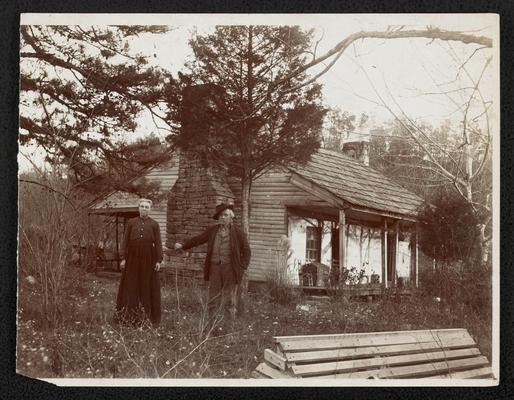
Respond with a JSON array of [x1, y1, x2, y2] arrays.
[[305, 226, 321, 262]]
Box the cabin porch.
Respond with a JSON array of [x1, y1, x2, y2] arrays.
[[284, 199, 419, 295]]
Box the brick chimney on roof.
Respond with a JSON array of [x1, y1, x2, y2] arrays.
[[341, 124, 370, 166], [342, 141, 370, 166]]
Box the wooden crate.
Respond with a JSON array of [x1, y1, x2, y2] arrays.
[[253, 328, 494, 379]]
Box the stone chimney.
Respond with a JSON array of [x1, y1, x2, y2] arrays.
[[164, 84, 235, 276], [165, 151, 235, 274]]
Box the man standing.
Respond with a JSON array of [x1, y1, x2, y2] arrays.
[[115, 198, 163, 326], [174, 203, 251, 321]]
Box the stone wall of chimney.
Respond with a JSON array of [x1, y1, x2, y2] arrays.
[[165, 152, 234, 276]]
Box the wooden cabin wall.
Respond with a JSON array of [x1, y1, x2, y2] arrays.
[[149, 203, 168, 251], [147, 158, 180, 248], [228, 168, 325, 282], [93, 157, 179, 249], [146, 158, 180, 194]]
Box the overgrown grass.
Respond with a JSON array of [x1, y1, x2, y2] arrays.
[[16, 267, 492, 379]]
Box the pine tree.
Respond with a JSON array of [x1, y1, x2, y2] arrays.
[[173, 25, 327, 233], [20, 25, 179, 194]]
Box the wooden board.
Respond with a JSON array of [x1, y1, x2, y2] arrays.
[[285, 337, 477, 363], [255, 362, 293, 379], [292, 348, 481, 377], [256, 329, 492, 380], [264, 349, 287, 371], [274, 328, 467, 343], [251, 370, 271, 379], [303, 356, 490, 379], [277, 329, 473, 352]]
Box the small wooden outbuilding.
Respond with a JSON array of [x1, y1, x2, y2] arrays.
[[88, 156, 179, 270]]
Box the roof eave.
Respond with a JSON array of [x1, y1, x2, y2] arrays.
[[289, 170, 419, 222], [289, 171, 345, 209], [349, 204, 418, 223]]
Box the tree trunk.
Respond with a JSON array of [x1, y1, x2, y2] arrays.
[[237, 176, 252, 315], [462, 138, 488, 265], [237, 25, 254, 314], [241, 177, 251, 235]]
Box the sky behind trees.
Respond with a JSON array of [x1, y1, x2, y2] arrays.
[[19, 13, 498, 171], [125, 14, 497, 131]]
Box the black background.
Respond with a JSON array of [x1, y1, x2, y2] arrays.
[[1, 1, 513, 399]]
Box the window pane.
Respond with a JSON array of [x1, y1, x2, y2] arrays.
[[306, 226, 320, 262]]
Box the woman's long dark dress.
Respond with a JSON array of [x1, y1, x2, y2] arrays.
[[115, 216, 163, 325]]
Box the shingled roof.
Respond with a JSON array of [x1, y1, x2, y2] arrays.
[[290, 148, 424, 218]]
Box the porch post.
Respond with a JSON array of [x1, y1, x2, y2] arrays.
[[394, 220, 399, 287], [339, 209, 346, 284], [382, 218, 389, 289], [382, 219, 388, 288]]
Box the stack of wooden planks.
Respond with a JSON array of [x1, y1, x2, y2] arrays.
[[253, 328, 493, 379]]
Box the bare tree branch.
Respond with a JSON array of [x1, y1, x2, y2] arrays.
[[273, 27, 492, 91], [354, 59, 467, 187], [19, 179, 78, 211]]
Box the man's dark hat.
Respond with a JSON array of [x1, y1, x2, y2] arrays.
[[213, 203, 234, 220]]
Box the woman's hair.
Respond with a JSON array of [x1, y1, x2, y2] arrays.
[[138, 198, 153, 207]]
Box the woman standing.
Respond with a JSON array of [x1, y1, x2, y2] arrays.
[[115, 198, 163, 326]]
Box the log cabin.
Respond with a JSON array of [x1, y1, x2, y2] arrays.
[[90, 146, 424, 291]]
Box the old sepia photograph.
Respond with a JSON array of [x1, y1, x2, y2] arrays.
[[17, 13, 499, 385]]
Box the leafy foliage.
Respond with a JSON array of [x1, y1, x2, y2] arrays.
[[369, 120, 436, 196], [370, 119, 491, 217], [18, 171, 93, 328]]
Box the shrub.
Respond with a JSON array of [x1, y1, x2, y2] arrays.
[[19, 172, 91, 329], [417, 191, 491, 327], [419, 262, 491, 316], [417, 191, 483, 266]]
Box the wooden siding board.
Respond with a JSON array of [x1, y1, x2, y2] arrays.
[[247, 168, 345, 282], [92, 157, 179, 210]]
